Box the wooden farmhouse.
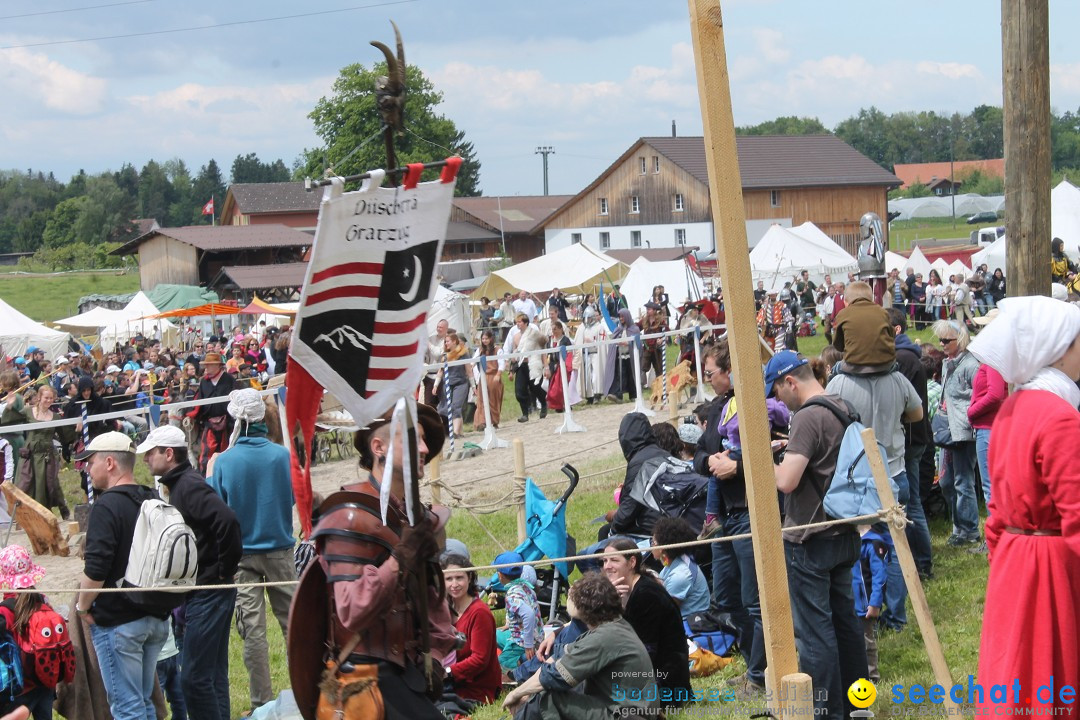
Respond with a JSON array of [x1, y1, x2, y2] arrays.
[[111, 225, 312, 303], [538, 135, 901, 256], [219, 182, 321, 231], [449, 195, 572, 263]]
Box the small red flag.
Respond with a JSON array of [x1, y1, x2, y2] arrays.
[[201, 197, 214, 215]]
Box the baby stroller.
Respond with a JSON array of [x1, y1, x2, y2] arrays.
[[486, 464, 579, 623]]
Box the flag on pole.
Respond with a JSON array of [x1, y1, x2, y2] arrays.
[[201, 197, 214, 215], [285, 158, 462, 535]]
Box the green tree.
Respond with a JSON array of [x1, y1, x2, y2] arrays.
[[302, 62, 481, 196], [835, 106, 891, 168], [41, 196, 87, 248], [12, 209, 50, 253], [190, 159, 226, 225], [230, 153, 291, 184], [76, 174, 137, 244], [736, 116, 829, 135], [164, 159, 193, 227], [137, 160, 174, 223]]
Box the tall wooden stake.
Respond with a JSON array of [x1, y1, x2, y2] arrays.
[[687, 0, 799, 699], [513, 438, 527, 544], [1002, 0, 1051, 295], [860, 428, 964, 719]]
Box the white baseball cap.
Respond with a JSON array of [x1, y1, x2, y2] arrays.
[[136, 425, 188, 454], [73, 432, 137, 460]]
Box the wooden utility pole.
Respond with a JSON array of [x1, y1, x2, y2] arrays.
[[1002, 0, 1051, 295], [687, 0, 800, 699]]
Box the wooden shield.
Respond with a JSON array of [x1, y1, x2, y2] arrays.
[[287, 559, 330, 720]]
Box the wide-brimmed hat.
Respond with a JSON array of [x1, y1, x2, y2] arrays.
[[0, 545, 45, 590], [972, 308, 1000, 326], [353, 402, 445, 468], [202, 352, 224, 365]]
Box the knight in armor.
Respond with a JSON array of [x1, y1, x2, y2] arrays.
[[857, 212, 888, 305], [290, 403, 456, 720]]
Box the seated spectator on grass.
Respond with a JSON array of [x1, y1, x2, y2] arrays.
[[493, 551, 542, 674], [651, 517, 710, 619], [602, 539, 691, 709], [442, 554, 501, 705], [502, 573, 656, 719]]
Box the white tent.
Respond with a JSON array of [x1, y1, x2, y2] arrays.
[[1051, 179, 1080, 262], [884, 251, 909, 274], [0, 297, 70, 361], [749, 223, 857, 289], [428, 285, 474, 340], [905, 246, 934, 278], [929, 257, 972, 280], [473, 244, 629, 300], [971, 235, 1007, 273], [55, 291, 179, 347], [620, 258, 706, 318]]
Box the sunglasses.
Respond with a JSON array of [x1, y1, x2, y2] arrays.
[[939, 338, 957, 346], [703, 369, 720, 379]]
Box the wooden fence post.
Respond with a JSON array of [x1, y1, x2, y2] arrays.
[[860, 427, 964, 719]]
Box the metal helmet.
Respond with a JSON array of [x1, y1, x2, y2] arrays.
[[857, 212, 886, 278]]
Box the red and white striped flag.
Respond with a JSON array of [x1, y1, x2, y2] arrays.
[[285, 159, 461, 535]]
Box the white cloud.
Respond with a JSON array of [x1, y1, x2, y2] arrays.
[[753, 28, 790, 65], [0, 48, 107, 114]]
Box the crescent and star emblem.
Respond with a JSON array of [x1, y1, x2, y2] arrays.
[[399, 255, 422, 302]]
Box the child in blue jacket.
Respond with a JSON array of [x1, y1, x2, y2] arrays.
[[852, 524, 891, 682]]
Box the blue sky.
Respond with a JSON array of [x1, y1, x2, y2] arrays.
[[2, 0, 1079, 198]]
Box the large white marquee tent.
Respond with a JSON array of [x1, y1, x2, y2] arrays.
[[749, 223, 857, 289], [0, 298, 71, 360]]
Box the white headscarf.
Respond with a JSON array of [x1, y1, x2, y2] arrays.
[[968, 296, 1080, 407], [226, 388, 266, 448]]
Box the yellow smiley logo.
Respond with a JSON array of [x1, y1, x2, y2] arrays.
[[848, 678, 877, 709]]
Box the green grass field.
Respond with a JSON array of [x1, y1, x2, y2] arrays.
[[0, 270, 139, 323], [889, 217, 1000, 252]]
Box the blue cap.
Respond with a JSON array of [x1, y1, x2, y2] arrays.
[[493, 551, 524, 579], [13, 357, 26, 365], [763, 350, 809, 397], [26, 346, 39, 354]]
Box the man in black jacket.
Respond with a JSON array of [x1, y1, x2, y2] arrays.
[[601, 413, 666, 539], [187, 352, 236, 474], [692, 340, 766, 695], [886, 308, 933, 581], [139, 425, 242, 720]]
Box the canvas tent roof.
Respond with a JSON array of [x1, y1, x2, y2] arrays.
[[0, 297, 70, 361], [55, 291, 179, 347], [619, 258, 706, 317], [1051, 180, 1080, 262], [428, 285, 473, 340], [472, 243, 629, 299], [749, 223, 857, 289], [971, 235, 1007, 273]]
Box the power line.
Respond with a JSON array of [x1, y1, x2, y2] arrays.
[[0, 0, 157, 22], [0, 0, 418, 50]]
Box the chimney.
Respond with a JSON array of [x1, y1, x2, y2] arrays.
[[671, 120, 677, 137]]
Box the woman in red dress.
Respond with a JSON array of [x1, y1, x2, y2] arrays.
[[441, 553, 501, 705], [544, 321, 573, 412], [969, 296, 1080, 714]]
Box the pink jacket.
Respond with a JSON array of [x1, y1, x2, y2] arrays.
[[968, 364, 1007, 430]]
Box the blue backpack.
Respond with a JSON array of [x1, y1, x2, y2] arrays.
[[0, 634, 23, 702], [801, 397, 895, 521]]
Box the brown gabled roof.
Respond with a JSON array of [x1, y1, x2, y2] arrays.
[[223, 182, 322, 216], [446, 221, 500, 243], [111, 224, 313, 256], [453, 195, 573, 234], [645, 135, 902, 189], [893, 159, 1004, 189], [541, 135, 899, 230], [218, 262, 308, 291]]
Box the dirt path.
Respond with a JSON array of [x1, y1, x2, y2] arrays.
[[26, 398, 660, 597]]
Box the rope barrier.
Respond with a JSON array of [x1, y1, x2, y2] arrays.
[[14, 506, 910, 595]]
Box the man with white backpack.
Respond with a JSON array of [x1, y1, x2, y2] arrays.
[[76, 431, 171, 720], [138, 425, 242, 720]]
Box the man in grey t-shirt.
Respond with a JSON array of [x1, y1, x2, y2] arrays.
[[767, 351, 868, 720]]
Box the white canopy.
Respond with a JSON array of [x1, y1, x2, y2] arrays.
[[904, 246, 934, 278], [929, 257, 972, 280], [620, 258, 706, 318], [55, 291, 178, 347], [473, 244, 629, 300], [884, 251, 909, 274], [1051, 179, 1080, 262], [428, 285, 474, 340], [971, 235, 1007, 273], [0, 297, 70, 361], [750, 223, 857, 290]]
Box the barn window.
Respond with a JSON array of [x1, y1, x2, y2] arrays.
[[674, 193, 685, 212], [600, 231, 610, 249], [639, 157, 647, 174], [630, 196, 640, 214], [770, 190, 781, 208], [631, 230, 642, 248], [599, 198, 608, 215], [571, 233, 582, 245], [653, 156, 660, 173], [675, 228, 686, 245]]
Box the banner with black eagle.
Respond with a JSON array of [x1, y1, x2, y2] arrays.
[[285, 158, 461, 535]]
